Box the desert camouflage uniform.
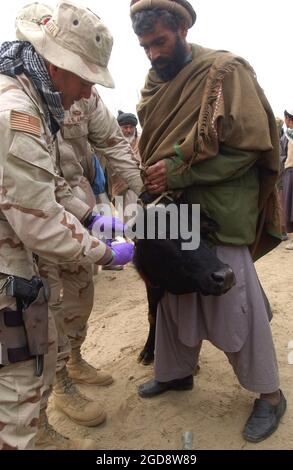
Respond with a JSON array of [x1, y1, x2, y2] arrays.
[[38, 88, 143, 378], [0, 73, 109, 449]]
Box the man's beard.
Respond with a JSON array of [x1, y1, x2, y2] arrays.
[[151, 36, 188, 81], [124, 133, 136, 144]]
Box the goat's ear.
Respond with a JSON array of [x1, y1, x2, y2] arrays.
[[200, 211, 220, 235]]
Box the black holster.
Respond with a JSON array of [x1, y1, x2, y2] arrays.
[[22, 285, 48, 354]]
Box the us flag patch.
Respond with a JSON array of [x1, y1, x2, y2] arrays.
[[10, 110, 41, 137]]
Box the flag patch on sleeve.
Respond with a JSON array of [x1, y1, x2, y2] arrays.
[[10, 110, 41, 137]]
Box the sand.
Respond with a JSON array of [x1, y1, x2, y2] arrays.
[[48, 240, 292, 450]]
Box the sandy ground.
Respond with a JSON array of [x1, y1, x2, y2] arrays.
[[48, 240, 293, 450]]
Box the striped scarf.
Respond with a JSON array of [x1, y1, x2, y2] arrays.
[[0, 41, 64, 132]]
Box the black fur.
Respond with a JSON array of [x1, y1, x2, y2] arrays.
[[133, 192, 235, 365]]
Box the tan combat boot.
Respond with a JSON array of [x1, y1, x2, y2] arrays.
[[67, 347, 113, 386], [35, 409, 97, 450], [53, 367, 106, 427]]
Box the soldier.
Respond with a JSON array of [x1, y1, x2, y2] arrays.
[[0, 1, 135, 450], [14, 1, 143, 450]]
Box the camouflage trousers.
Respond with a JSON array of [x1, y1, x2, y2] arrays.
[[39, 261, 94, 402], [0, 259, 93, 449], [0, 297, 57, 450]]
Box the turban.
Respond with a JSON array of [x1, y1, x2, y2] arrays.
[[285, 108, 293, 120], [117, 110, 138, 126], [130, 0, 196, 28]]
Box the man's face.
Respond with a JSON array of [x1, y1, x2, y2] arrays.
[[138, 20, 188, 81], [120, 124, 136, 138], [49, 65, 93, 109]]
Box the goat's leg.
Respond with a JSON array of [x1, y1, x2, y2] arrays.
[[137, 312, 156, 365], [138, 285, 163, 365]]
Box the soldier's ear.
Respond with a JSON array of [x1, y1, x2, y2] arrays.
[[47, 63, 59, 80]]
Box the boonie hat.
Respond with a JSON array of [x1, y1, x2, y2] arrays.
[[16, 1, 53, 41], [16, 0, 114, 87]]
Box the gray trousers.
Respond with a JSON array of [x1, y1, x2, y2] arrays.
[[155, 246, 279, 394]]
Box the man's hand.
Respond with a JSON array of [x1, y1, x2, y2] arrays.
[[145, 160, 167, 194]]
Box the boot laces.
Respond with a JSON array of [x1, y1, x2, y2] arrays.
[[63, 375, 92, 407], [43, 420, 70, 444]]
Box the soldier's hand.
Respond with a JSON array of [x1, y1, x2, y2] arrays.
[[90, 215, 124, 238], [107, 241, 134, 266]]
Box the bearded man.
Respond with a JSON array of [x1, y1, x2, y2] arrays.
[[130, 0, 286, 443], [107, 111, 141, 222]]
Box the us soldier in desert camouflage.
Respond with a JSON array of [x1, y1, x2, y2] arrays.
[[13, 2, 143, 450], [0, 1, 136, 450]]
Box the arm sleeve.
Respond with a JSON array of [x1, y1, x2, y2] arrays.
[[2, 131, 110, 266], [54, 173, 92, 222], [166, 146, 259, 189], [86, 94, 143, 195]]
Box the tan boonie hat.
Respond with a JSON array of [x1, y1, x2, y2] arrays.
[[16, 0, 114, 88], [16, 2, 53, 41], [130, 0, 196, 28]]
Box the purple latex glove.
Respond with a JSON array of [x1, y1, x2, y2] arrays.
[[90, 215, 124, 238], [108, 242, 134, 266]]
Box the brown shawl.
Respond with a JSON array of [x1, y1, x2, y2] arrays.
[[137, 44, 281, 259]]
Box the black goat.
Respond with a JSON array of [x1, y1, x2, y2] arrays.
[[132, 192, 235, 365]]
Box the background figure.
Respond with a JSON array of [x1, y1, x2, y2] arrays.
[[86, 154, 107, 202], [275, 116, 287, 240], [130, 0, 285, 444], [107, 110, 141, 222], [275, 117, 284, 139], [38, 89, 142, 447], [32, 18, 142, 455], [281, 109, 293, 249]]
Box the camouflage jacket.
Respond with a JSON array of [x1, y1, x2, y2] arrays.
[[0, 73, 110, 287], [56, 88, 143, 208]]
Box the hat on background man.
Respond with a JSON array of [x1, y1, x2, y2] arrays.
[[130, 0, 196, 28], [284, 108, 293, 120], [117, 110, 138, 127], [15, 0, 114, 87]]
